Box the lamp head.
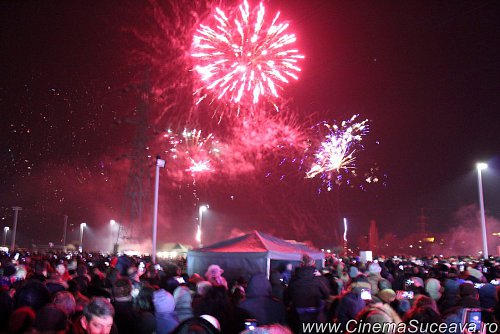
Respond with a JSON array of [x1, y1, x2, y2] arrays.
[[110, 219, 116, 226], [80, 223, 87, 228], [477, 162, 488, 171]]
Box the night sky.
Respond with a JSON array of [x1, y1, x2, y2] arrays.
[[1, 0, 499, 252]]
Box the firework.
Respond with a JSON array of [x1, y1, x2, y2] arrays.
[[191, 0, 304, 111], [305, 115, 369, 191], [162, 128, 221, 179]]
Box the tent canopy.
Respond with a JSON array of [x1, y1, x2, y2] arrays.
[[187, 231, 324, 281]]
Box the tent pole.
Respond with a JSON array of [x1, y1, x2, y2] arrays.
[[266, 256, 271, 279]]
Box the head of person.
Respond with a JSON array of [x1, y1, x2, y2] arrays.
[[196, 281, 212, 297], [55, 263, 67, 277], [35, 261, 48, 276], [112, 278, 132, 301], [53, 291, 76, 317], [33, 303, 68, 334], [301, 254, 315, 267], [81, 297, 115, 334], [172, 316, 220, 334]]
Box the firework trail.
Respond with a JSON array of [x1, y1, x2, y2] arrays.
[[191, 0, 304, 117]]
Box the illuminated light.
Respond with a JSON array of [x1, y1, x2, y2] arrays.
[[191, 0, 304, 111], [476, 162, 488, 170], [123, 250, 141, 257], [343, 218, 348, 242]]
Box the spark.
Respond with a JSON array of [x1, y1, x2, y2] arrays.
[[305, 115, 369, 190], [191, 0, 303, 112], [186, 158, 212, 173], [161, 128, 220, 180]]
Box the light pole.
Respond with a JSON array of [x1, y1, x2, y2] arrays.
[[110, 220, 116, 254], [62, 215, 68, 253], [10, 206, 22, 253], [476, 162, 488, 258], [343, 217, 348, 255], [79, 223, 87, 253], [2, 227, 9, 246], [197, 205, 209, 248], [152, 156, 165, 263]]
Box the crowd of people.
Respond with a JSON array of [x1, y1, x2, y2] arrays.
[[1, 250, 500, 334]]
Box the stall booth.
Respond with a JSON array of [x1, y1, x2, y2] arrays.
[[187, 231, 324, 282]]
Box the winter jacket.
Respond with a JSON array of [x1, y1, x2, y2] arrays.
[[239, 273, 286, 325]]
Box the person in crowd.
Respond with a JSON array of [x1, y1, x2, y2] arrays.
[[53, 290, 77, 320], [239, 272, 286, 325], [193, 285, 248, 333], [68, 278, 91, 314], [32, 303, 68, 334], [55, 262, 71, 282], [153, 288, 179, 334], [367, 262, 384, 296], [161, 265, 183, 294], [46, 270, 69, 296], [72, 296, 117, 334], [478, 283, 497, 309], [438, 268, 460, 313], [424, 278, 442, 302], [229, 276, 247, 305], [204, 265, 228, 290], [269, 270, 285, 302], [141, 264, 161, 288], [280, 263, 293, 286], [111, 278, 138, 334], [1, 264, 17, 289], [352, 300, 402, 334], [133, 284, 157, 334], [285, 254, 329, 324], [14, 279, 51, 312], [72, 264, 91, 297], [7, 306, 36, 334], [334, 277, 369, 329], [192, 281, 212, 311], [173, 283, 194, 322], [441, 282, 481, 333], [172, 316, 220, 334], [403, 305, 442, 334], [240, 324, 293, 334]]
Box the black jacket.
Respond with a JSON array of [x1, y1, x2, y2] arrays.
[[285, 266, 330, 308], [239, 273, 286, 325]]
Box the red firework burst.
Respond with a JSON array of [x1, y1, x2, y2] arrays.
[[191, 0, 303, 110]]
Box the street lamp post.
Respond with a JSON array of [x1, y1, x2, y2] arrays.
[[2, 227, 9, 246], [477, 162, 488, 258], [152, 156, 165, 264], [79, 223, 87, 253], [110, 220, 116, 254], [197, 205, 208, 248], [10, 206, 22, 253]]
